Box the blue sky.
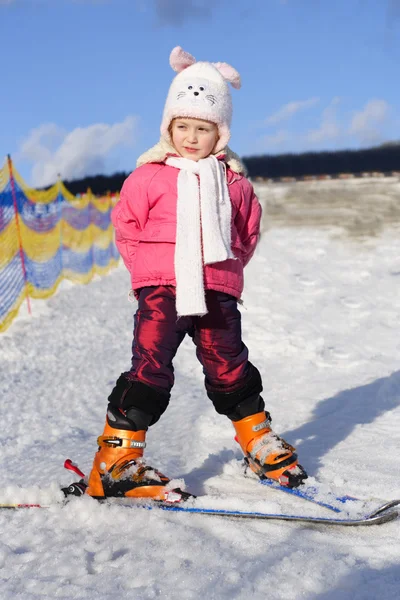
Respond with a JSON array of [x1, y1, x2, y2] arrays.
[[1, 0, 399, 186]]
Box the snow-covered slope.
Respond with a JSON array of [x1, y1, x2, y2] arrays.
[[0, 186, 399, 599]]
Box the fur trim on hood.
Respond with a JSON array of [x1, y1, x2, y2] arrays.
[[136, 138, 247, 175]]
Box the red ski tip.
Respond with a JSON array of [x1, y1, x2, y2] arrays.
[[64, 459, 86, 479]]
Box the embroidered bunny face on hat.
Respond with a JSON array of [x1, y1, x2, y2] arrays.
[[161, 47, 241, 154]]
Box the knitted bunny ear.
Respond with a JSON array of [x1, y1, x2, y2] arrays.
[[213, 62, 241, 89], [170, 46, 196, 72]]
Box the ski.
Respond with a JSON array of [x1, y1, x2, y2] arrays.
[[0, 459, 398, 527], [0, 497, 398, 526], [152, 502, 399, 526], [259, 477, 361, 513], [257, 477, 400, 520]]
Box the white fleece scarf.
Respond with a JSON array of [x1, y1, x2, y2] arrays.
[[166, 155, 235, 317]]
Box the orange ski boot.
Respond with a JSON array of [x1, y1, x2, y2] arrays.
[[233, 411, 307, 488], [86, 406, 189, 502]]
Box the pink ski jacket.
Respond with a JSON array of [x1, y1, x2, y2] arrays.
[[112, 153, 262, 300]]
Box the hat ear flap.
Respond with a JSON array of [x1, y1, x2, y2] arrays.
[[170, 46, 196, 72], [213, 62, 241, 89]]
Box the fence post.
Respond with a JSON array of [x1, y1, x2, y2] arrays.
[[57, 174, 63, 274], [7, 154, 32, 316], [87, 187, 94, 278]]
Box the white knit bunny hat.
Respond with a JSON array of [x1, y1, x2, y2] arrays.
[[161, 46, 241, 154]]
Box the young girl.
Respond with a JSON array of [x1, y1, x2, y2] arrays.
[[85, 47, 307, 501]]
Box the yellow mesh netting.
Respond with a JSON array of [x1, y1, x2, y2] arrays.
[[0, 157, 120, 332]]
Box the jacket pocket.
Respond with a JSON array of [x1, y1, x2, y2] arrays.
[[137, 222, 176, 243]]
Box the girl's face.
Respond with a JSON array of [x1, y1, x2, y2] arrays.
[[170, 118, 219, 161]]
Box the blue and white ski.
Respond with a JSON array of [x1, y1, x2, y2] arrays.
[[1, 459, 398, 527], [1, 497, 398, 527], [148, 499, 400, 526], [259, 477, 359, 513]]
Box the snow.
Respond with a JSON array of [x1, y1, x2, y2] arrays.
[[1, 179, 400, 599]]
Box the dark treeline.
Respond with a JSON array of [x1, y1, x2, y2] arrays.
[[243, 144, 400, 180], [61, 144, 400, 195], [63, 171, 128, 196]]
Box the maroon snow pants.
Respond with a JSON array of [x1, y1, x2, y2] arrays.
[[109, 286, 263, 425], [130, 286, 250, 394]]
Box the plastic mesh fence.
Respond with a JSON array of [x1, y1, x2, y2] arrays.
[[0, 159, 119, 332]]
